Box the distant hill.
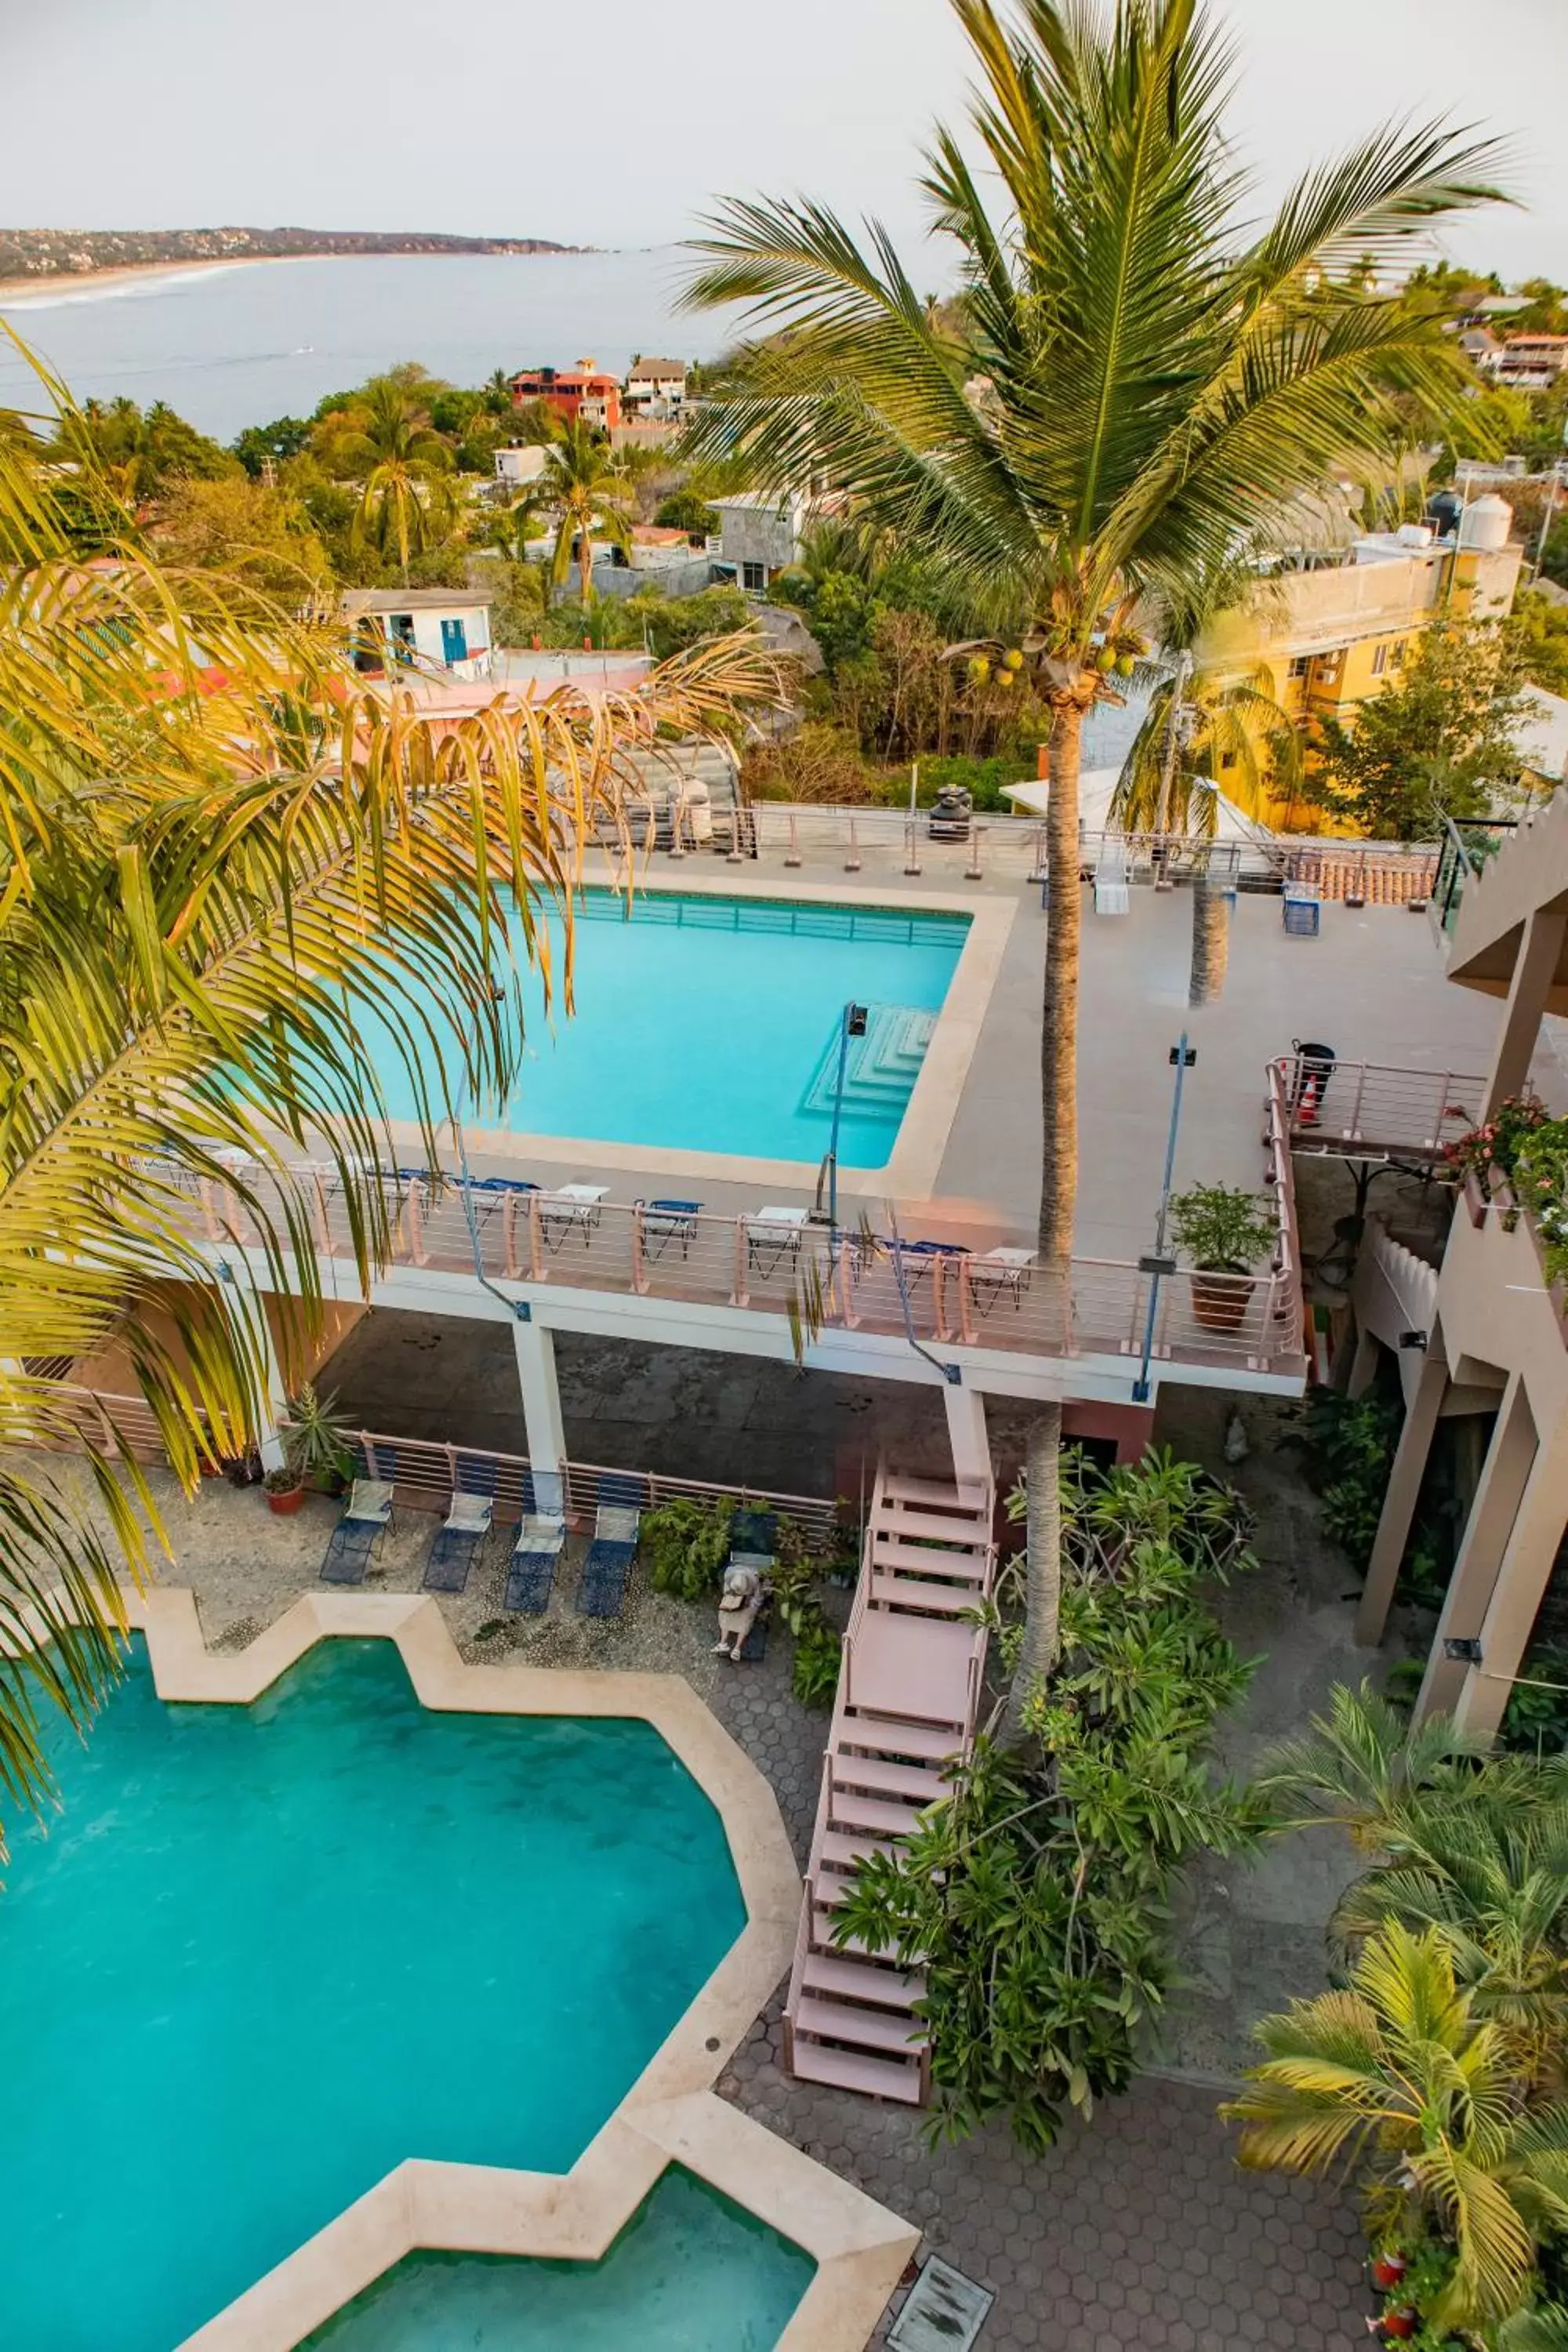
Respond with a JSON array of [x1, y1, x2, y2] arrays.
[[0, 227, 582, 281]]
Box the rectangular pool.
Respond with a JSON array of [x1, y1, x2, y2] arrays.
[[368, 889, 970, 1167]]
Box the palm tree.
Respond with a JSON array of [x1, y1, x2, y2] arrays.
[[1111, 662, 1301, 834], [334, 378, 456, 581], [0, 344, 779, 1846], [680, 0, 1502, 1725], [529, 418, 636, 601], [1224, 1922, 1568, 2330]]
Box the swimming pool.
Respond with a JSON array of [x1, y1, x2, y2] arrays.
[[301, 2165, 815, 2349], [361, 890, 970, 1167], [0, 1639, 745, 2350]]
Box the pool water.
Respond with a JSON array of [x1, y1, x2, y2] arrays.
[[301, 2165, 815, 2349], [0, 1639, 744, 2351], [362, 891, 970, 1167]]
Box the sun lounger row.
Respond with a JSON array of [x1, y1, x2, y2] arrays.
[[317, 1467, 643, 1618]]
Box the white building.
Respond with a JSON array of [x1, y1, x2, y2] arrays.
[[624, 357, 687, 418], [710, 492, 812, 593], [492, 445, 549, 492], [342, 589, 492, 681]]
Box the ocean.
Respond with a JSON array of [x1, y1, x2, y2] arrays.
[[0, 248, 739, 441]]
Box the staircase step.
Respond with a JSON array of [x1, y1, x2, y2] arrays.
[[827, 1789, 927, 1837], [879, 1508, 995, 1545], [818, 1828, 896, 1873], [833, 1754, 949, 1802], [881, 1473, 989, 1512], [872, 1534, 989, 1578], [803, 1949, 925, 2006], [869, 1571, 978, 1615], [814, 1904, 904, 1961], [841, 1712, 964, 1762], [794, 1993, 927, 2056], [788, 2038, 924, 2103]]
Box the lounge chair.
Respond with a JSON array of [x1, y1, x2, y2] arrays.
[[968, 1245, 1035, 1314], [577, 1502, 641, 1618], [423, 1483, 495, 1594], [320, 1477, 395, 1584], [540, 1183, 609, 1250], [637, 1197, 702, 1261], [504, 1512, 567, 1613]]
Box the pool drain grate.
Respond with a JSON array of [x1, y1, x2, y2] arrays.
[[887, 2253, 994, 2351]]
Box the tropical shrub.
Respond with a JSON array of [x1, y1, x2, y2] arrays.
[[641, 1496, 735, 1601], [834, 1450, 1267, 2151], [1442, 1095, 1551, 1189], [1513, 1120, 1568, 1287], [790, 1621, 843, 1708]]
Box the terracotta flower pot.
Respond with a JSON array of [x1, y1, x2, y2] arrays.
[[1191, 1264, 1254, 1334], [265, 1483, 306, 1517], [1370, 2254, 1407, 2292], [1380, 2307, 1418, 2341]]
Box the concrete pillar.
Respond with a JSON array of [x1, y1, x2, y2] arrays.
[[1453, 1428, 1568, 1741], [1414, 1374, 1535, 1721], [1354, 1330, 1448, 1646], [249, 1298, 289, 1473], [944, 1382, 991, 1489], [513, 1319, 566, 1474], [1482, 902, 1566, 1120]]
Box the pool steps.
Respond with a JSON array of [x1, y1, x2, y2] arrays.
[[782, 1465, 996, 2105]]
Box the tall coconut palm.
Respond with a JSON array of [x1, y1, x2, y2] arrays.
[[528, 418, 636, 602], [681, 0, 1503, 1723], [1111, 662, 1302, 834], [1225, 1923, 1568, 2331], [0, 346, 778, 1846], [336, 378, 456, 581]]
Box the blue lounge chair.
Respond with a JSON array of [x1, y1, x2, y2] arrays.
[[422, 1476, 495, 1594], [504, 1512, 566, 1612], [637, 1198, 702, 1261], [320, 1477, 394, 1584], [577, 1502, 641, 1618]]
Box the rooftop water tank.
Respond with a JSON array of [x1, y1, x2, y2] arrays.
[[1396, 522, 1434, 550], [1459, 493, 1512, 553]]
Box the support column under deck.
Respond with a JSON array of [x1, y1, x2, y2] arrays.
[[944, 1382, 991, 1489], [1355, 1329, 1448, 1647], [1482, 902, 1567, 1121], [513, 1319, 567, 1475], [1454, 1429, 1568, 1740], [1415, 1372, 1535, 1722]]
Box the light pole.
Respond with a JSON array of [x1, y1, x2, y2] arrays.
[[1132, 1033, 1196, 1403], [826, 1001, 869, 1231]]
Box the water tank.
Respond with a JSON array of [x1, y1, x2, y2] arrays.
[[1396, 522, 1434, 550], [1459, 493, 1512, 552]]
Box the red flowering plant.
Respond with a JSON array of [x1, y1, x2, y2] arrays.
[[1440, 1095, 1548, 1189]]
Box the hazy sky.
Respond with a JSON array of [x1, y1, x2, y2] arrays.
[[5, 0, 1564, 281]]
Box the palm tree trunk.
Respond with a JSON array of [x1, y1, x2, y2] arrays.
[[1189, 877, 1229, 1004], [1003, 689, 1086, 1740]]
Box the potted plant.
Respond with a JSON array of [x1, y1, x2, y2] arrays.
[[1169, 1182, 1279, 1333], [263, 1385, 353, 1515]]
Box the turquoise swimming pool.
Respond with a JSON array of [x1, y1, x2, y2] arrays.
[[0, 1639, 745, 2351], [302, 2165, 815, 2349], [363, 891, 970, 1167]]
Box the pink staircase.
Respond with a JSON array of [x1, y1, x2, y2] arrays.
[[782, 1462, 996, 2103]]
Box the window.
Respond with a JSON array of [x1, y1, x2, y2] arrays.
[[1392, 639, 1407, 667], [1287, 655, 1310, 679], [742, 561, 767, 593], [1371, 642, 1388, 677], [1219, 750, 1237, 771]]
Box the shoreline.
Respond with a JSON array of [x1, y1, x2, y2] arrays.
[[0, 256, 280, 307]]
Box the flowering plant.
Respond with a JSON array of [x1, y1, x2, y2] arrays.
[[1441, 1095, 1548, 1187], [1514, 1116, 1568, 1287]]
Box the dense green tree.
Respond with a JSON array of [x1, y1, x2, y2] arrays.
[[516, 419, 635, 601], [683, 0, 1503, 1704], [60, 397, 236, 500], [230, 416, 313, 477], [1314, 617, 1533, 840], [152, 473, 332, 602], [653, 487, 719, 538]]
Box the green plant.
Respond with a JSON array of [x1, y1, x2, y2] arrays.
[[641, 1496, 735, 1602], [791, 1621, 842, 1708], [1168, 1183, 1278, 1271], [277, 1384, 354, 1490], [1513, 1120, 1568, 1287], [1443, 1097, 1551, 1189], [837, 1450, 1266, 2151], [1501, 1646, 1568, 1756], [1297, 1388, 1403, 1574]]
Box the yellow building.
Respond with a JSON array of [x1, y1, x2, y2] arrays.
[[1192, 499, 1523, 832]]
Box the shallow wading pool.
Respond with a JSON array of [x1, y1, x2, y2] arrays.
[[300, 2165, 816, 2349], [0, 1639, 746, 2350], [354, 890, 971, 1167]]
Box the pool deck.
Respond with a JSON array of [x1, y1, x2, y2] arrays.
[[95, 1587, 918, 2352]]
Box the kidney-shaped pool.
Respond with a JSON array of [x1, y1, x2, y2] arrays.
[[0, 1637, 746, 2350]]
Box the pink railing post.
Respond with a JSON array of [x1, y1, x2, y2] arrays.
[[964, 823, 983, 882], [197, 1177, 220, 1240], [731, 1217, 750, 1308], [931, 1254, 950, 1342], [956, 1255, 977, 1346], [837, 1236, 860, 1329], [1347, 1062, 1367, 1140], [528, 1192, 545, 1283], [785, 809, 802, 868], [310, 1170, 332, 1256], [406, 1181, 429, 1267], [503, 1189, 521, 1280], [844, 816, 861, 874], [631, 1203, 650, 1296]]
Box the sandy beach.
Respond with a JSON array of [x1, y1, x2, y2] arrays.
[[0, 256, 278, 309]]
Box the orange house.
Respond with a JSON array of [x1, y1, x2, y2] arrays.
[[508, 361, 622, 431]]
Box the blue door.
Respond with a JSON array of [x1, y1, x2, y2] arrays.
[[440, 615, 468, 666]]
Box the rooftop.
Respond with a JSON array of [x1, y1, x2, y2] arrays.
[[626, 357, 685, 379], [341, 588, 490, 615]]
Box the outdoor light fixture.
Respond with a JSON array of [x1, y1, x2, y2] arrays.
[[847, 1004, 869, 1038], [1443, 1637, 1484, 1664], [826, 1003, 870, 1229], [1399, 1329, 1428, 1351]]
